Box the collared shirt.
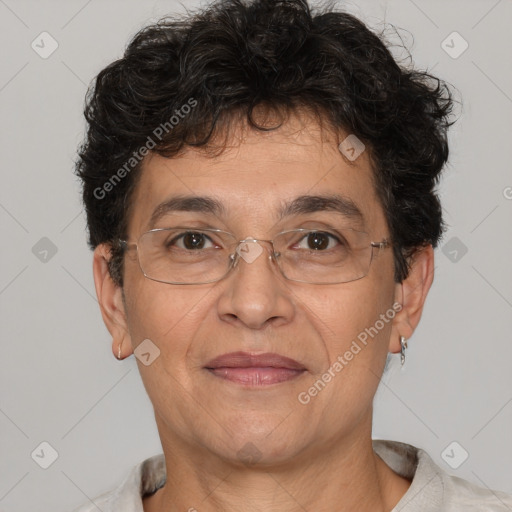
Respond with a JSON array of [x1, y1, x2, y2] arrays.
[[72, 439, 512, 511]]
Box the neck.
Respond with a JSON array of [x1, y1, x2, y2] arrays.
[[143, 416, 411, 512]]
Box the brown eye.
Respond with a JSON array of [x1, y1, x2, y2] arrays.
[[306, 232, 330, 250], [295, 231, 342, 251], [168, 232, 214, 250]]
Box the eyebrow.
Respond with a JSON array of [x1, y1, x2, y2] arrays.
[[147, 193, 365, 229]]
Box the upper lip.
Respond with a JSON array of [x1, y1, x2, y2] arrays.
[[205, 351, 306, 370]]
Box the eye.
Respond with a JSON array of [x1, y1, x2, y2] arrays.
[[168, 231, 216, 250], [293, 231, 345, 251]]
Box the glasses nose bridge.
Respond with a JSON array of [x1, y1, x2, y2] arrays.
[[239, 236, 275, 249], [231, 236, 278, 269]]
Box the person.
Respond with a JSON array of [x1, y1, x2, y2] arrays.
[[72, 0, 512, 510]]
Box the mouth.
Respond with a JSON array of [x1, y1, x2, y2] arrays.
[[204, 351, 307, 386]]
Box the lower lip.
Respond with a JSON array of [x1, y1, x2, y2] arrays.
[[206, 367, 305, 386]]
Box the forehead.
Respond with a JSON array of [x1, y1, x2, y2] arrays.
[[128, 113, 387, 237]]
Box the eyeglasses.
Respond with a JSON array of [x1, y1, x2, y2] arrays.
[[119, 226, 391, 285]]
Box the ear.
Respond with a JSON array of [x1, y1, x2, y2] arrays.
[[93, 244, 133, 359], [389, 244, 435, 354]]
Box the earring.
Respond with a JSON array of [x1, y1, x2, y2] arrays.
[[116, 340, 123, 360], [400, 335, 408, 366]]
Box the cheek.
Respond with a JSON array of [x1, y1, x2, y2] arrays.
[[123, 276, 204, 356], [310, 283, 393, 363], [123, 283, 211, 416], [298, 286, 394, 426]]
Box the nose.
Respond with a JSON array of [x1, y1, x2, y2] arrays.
[[216, 239, 294, 330]]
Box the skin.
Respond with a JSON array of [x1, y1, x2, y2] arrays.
[[93, 109, 434, 512]]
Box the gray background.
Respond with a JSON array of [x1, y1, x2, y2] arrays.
[[0, 0, 511, 510]]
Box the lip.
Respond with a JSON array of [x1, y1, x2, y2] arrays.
[[204, 352, 307, 386], [205, 351, 306, 370]]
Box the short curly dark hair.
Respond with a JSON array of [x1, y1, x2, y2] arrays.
[[75, 0, 457, 286]]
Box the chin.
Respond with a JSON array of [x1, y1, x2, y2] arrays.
[[208, 415, 307, 466]]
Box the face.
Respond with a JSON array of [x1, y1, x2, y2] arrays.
[[99, 111, 409, 467]]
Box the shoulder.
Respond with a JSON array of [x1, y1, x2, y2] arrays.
[[71, 489, 116, 512], [440, 470, 512, 511], [70, 454, 166, 512], [373, 439, 512, 511]]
